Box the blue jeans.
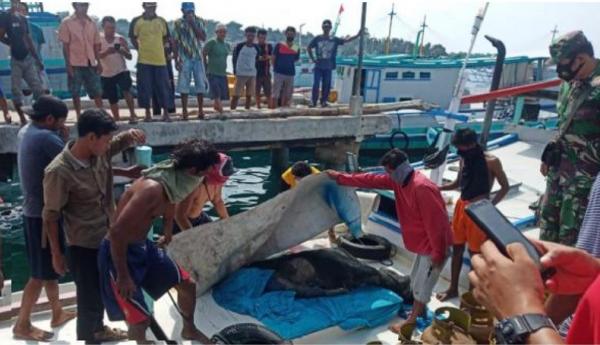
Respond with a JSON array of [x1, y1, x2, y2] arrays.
[[137, 63, 172, 110], [176, 57, 207, 95], [311, 67, 333, 106]]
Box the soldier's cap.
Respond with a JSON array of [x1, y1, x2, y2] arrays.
[[142, 2, 157, 7], [550, 30, 592, 63]]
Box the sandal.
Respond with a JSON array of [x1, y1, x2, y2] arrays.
[[93, 326, 128, 342]]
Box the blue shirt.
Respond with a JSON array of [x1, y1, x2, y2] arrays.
[[308, 35, 344, 70], [273, 42, 299, 76], [17, 123, 65, 217]]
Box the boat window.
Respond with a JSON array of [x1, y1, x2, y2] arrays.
[[385, 72, 398, 80], [402, 71, 415, 79], [382, 97, 396, 103], [399, 97, 413, 101], [419, 72, 431, 80]]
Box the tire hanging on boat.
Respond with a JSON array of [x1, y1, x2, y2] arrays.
[[338, 234, 394, 261], [211, 323, 292, 344], [389, 130, 410, 151]]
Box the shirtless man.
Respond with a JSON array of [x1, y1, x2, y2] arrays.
[[98, 139, 220, 343], [437, 128, 509, 301], [174, 153, 233, 233]]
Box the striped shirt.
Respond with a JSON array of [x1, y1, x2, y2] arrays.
[[559, 173, 600, 335], [173, 16, 205, 60]]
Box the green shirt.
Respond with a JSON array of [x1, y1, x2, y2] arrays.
[[204, 38, 230, 76]]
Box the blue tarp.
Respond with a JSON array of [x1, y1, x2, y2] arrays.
[[213, 268, 403, 340]]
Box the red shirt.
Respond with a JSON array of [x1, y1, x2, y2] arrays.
[[567, 274, 600, 344], [336, 171, 452, 263]]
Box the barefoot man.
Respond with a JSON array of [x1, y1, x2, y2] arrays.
[[98, 139, 220, 342], [327, 148, 452, 337], [437, 128, 509, 302]]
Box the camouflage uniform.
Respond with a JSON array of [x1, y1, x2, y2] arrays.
[[540, 31, 600, 245]]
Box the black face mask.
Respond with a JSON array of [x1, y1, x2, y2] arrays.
[[557, 58, 585, 82]]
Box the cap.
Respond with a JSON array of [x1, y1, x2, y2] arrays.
[[142, 2, 157, 7], [549, 30, 592, 62], [24, 95, 69, 120], [322, 19, 332, 26], [181, 2, 195, 12]]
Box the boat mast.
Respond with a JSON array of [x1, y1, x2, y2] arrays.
[[419, 16, 427, 57], [430, 2, 490, 185], [385, 3, 397, 55], [550, 25, 559, 43], [412, 16, 428, 58]]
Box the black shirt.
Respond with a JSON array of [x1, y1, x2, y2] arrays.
[[459, 148, 491, 201], [1, 12, 31, 61], [256, 42, 273, 78]]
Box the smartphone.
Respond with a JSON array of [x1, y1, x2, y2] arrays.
[[114, 43, 121, 51], [465, 199, 556, 280]]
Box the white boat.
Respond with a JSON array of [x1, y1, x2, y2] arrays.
[[0, 126, 551, 344]]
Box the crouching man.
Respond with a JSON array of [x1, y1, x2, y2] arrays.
[[98, 139, 220, 342], [326, 148, 452, 335]]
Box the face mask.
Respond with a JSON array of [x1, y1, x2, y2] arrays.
[[390, 161, 414, 185], [557, 58, 584, 82]]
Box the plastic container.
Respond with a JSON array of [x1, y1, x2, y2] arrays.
[[135, 146, 153, 168]]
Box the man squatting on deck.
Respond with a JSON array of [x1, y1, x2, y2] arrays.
[[327, 148, 453, 334]]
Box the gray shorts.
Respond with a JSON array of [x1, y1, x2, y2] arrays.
[[409, 254, 448, 304], [11, 55, 44, 104], [69, 66, 102, 99], [234, 75, 256, 97], [273, 73, 294, 104]]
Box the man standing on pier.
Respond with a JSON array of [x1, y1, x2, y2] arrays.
[[173, 2, 207, 120], [271, 26, 299, 108], [43, 109, 145, 342], [231, 26, 259, 110], [203, 23, 231, 114], [3, 0, 46, 125], [307, 19, 360, 108], [255, 29, 272, 109], [98, 139, 219, 343], [326, 149, 452, 336], [130, 2, 173, 122], [58, 2, 104, 120]]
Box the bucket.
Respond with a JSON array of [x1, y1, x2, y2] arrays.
[[135, 146, 153, 168]]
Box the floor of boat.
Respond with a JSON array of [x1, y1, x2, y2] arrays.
[[0, 237, 464, 344]]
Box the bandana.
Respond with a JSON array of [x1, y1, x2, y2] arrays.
[[142, 159, 202, 203]]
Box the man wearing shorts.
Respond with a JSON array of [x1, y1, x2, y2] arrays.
[[437, 128, 509, 302], [256, 29, 272, 109], [15, 96, 75, 341], [58, 2, 103, 120], [99, 140, 219, 342], [271, 26, 299, 108], [203, 23, 230, 113], [232, 26, 259, 110], [327, 149, 452, 336], [99, 16, 137, 123], [173, 2, 207, 120]]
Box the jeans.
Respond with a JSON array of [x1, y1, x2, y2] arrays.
[[176, 57, 207, 95], [311, 67, 333, 106], [137, 63, 172, 110]]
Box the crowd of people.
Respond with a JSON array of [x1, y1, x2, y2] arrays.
[[0, 0, 363, 127], [1, 0, 599, 343]]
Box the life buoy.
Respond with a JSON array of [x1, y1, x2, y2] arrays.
[[338, 234, 394, 261], [211, 323, 292, 345]]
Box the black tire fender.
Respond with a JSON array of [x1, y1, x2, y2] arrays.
[[338, 234, 394, 261], [211, 323, 292, 344]]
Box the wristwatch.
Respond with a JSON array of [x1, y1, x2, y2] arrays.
[[495, 314, 557, 344]]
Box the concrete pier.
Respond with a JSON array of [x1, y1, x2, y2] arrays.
[[0, 114, 391, 154]]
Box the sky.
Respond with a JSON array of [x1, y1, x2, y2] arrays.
[[43, 0, 600, 57]]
